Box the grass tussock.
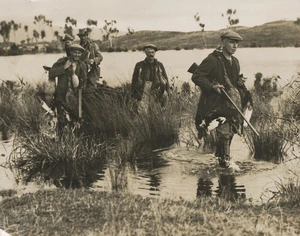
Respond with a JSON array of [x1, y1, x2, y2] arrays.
[[244, 88, 300, 163], [10, 129, 108, 188], [0, 189, 299, 236], [3, 80, 198, 188]]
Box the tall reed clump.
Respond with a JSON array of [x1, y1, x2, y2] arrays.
[[10, 129, 108, 188], [0, 80, 22, 140], [8, 80, 191, 188], [271, 173, 300, 207], [243, 88, 299, 163], [81, 84, 136, 139]]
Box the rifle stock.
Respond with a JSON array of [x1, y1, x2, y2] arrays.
[[187, 62, 199, 73]]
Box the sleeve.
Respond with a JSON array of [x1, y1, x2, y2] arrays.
[[160, 62, 170, 92], [79, 62, 88, 88], [49, 58, 66, 80], [92, 43, 103, 65], [131, 63, 142, 99], [191, 56, 217, 93]]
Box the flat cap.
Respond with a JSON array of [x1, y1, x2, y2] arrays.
[[143, 44, 157, 51], [77, 28, 88, 36], [69, 44, 85, 52], [62, 34, 74, 41], [220, 30, 243, 41]]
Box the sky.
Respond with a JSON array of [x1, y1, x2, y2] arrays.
[[1, 0, 300, 32]]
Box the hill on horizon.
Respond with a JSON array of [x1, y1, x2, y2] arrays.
[[97, 20, 300, 50]]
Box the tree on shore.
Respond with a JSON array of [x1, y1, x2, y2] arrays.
[[11, 20, 21, 43], [87, 19, 98, 37], [127, 27, 134, 35], [33, 15, 52, 42], [102, 20, 119, 48], [222, 9, 239, 28], [0, 21, 12, 43], [64, 17, 77, 38], [33, 29, 39, 43], [24, 25, 30, 44], [194, 12, 207, 48]]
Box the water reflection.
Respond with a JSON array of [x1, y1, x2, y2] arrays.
[[133, 152, 169, 196], [196, 174, 246, 201], [196, 178, 213, 197], [215, 174, 246, 201]]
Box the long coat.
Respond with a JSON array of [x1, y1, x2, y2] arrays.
[[49, 57, 87, 113], [80, 40, 103, 87], [191, 50, 246, 127], [131, 59, 169, 101]]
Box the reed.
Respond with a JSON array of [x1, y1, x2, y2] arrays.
[[7, 80, 195, 188], [10, 129, 108, 188], [243, 89, 299, 163]]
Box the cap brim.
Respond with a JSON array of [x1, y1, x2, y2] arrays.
[[143, 46, 157, 51]]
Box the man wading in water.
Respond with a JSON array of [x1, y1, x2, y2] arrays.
[[191, 30, 253, 168]]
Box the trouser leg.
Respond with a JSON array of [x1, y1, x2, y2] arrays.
[[216, 122, 234, 167]]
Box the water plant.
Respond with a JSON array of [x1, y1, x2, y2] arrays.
[[10, 129, 108, 188], [243, 87, 299, 163], [6, 79, 195, 188]]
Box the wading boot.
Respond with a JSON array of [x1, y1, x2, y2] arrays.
[[218, 155, 231, 168]]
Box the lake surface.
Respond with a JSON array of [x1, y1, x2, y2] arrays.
[[1, 135, 297, 203], [0, 48, 299, 89]]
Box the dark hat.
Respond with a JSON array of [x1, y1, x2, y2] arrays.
[[69, 44, 85, 52], [77, 28, 88, 36], [62, 34, 74, 41], [220, 30, 243, 41], [143, 44, 157, 51]]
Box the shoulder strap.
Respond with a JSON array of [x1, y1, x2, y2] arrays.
[[216, 54, 234, 89]]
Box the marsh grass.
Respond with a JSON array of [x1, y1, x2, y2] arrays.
[[272, 178, 300, 207], [10, 129, 108, 188], [0, 80, 23, 140], [0, 189, 299, 235], [6, 80, 197, 189], [244, 90, 299, 162]]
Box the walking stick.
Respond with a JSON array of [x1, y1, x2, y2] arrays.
[[221, 88, 259, 137], [78, 88, 82, 119]]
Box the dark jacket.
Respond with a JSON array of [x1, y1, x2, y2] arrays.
[[131, 58, 169, 101], [192, 50, 248, 125], [49, 57, 87, 108], [80, 40, 103, 87]]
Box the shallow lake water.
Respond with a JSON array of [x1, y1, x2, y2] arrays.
[[1, 134, 298, 204]]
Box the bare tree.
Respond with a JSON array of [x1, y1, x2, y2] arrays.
[[222, 9, 239, 28], [194, 12, 207, 48]]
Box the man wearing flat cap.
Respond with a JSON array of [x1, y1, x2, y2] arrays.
[[48, 44, 88, 136], [131, 43, 169, 112], [61, 34, 74, 57], [191, 30, 252, 168], [77, 28, 103, 88]]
